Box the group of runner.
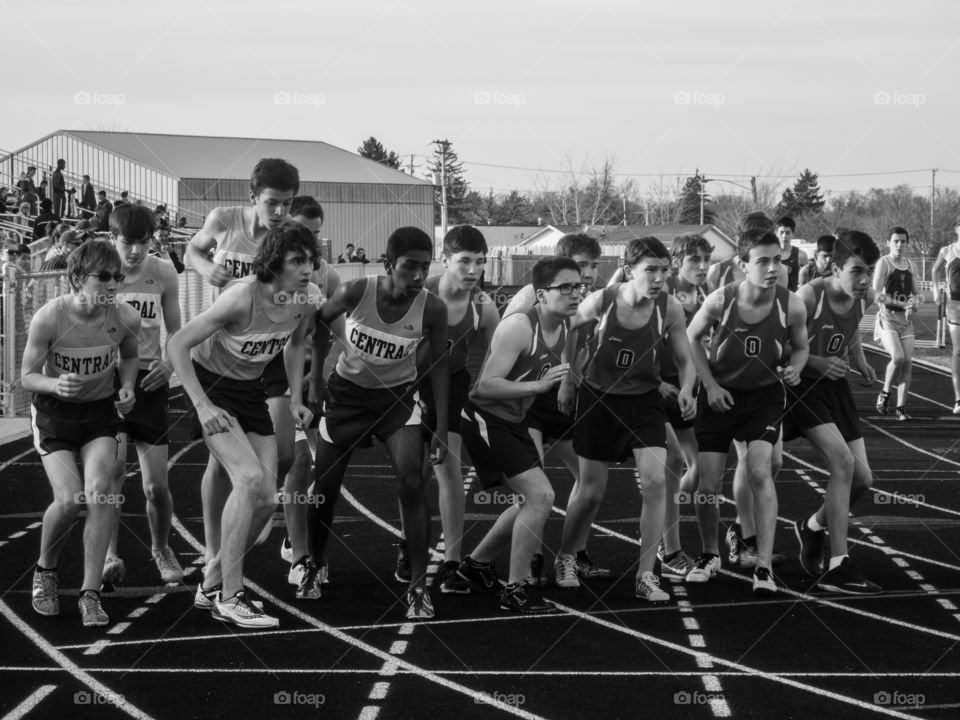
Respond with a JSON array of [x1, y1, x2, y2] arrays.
[[22, 156, 922, 629]]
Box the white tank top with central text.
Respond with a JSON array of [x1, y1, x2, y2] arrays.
[[117, 255, 163, 370], [43, 296, 121, 402]]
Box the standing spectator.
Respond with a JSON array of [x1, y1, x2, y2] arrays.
[[337, 243, 356, 263], [51, 160, 67, 218], [116, 191, 130, 207], [38, 180, 48, 203], [33, 199, 60, 240], [20, 188, 39, 216], [17, 166, 37, 196], [94, 191, 113, 231], [79, 176, 97, 217]]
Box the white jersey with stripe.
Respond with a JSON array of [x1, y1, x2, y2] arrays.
[[210, 207, 259, 301], [117, 255, 163, 370]]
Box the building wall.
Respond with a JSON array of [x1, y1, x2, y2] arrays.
[[177, 179, 434, 259]]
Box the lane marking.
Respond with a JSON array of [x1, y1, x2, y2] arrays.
[[0, 685, 57, 720]]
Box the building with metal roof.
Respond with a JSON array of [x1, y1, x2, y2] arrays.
[[517, 223, 738, 259]]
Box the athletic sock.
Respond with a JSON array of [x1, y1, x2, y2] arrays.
[[662, 550, 682, 563], [742, 535, 757, 550], [828, 555, 847, 571], [36, 563, 55, 572], [807, 515, 826, 532], [80, 588, 100, 598]]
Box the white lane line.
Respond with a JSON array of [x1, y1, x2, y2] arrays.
[[126, 607, 149, 619], [0, 599, 156, 720], [82, 640, 111, 656], [368, 682, 390, 700], [388, 640, 408, 655], [7, 531, 26, 539], [938, 599, 958, 611], [26, 522, 41, 529], [0, 685, 57, 720], [107, 622, 132, 635], [357, 708, 380, 720]]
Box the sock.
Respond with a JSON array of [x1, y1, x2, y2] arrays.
[[731, 522, 742, 537], [828, 554, 847, 571], [897, 406, 907, 413], [807, 515, 826, 532], [80, 588, 100, 598], [662, 550, 682, 562], [742, 535, 757, 550], [36, 563, 55, 572]]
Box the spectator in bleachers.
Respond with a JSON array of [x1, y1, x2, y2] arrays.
[[2, 242, 20, 275], [33, 199, 60, 240], [51, 160, 67, 218], [38, 179, 48, 203], [94, 191, 113, 231], [41, 229, 82, 270], [79, 175, 96, 217], [20, 186, 39, 215], [152, 227, 184, 273], [16, 203, 34, 231], [17, 166, 37, 196], [115, 191, 130, 207], [337, 243, 356, 263], [354, 247, 369, 264]]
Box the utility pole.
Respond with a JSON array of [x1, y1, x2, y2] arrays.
[[621, 193, 627, 226], [432, 139, 449, 246], [408, 154, 418, 175], [751, 176, 758, 205], [930, 168, 937, 279], [697, 168, 705, 225]]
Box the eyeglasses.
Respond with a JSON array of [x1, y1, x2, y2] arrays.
[[87, 271, 125, 283], [542, 282, 587, 296], [5, 250, 19, 256]]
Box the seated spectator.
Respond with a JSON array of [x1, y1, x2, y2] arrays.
[[337, 243, 356, 263], [116, 190, 130, 206], [2, 242, 20, 275], [41, 229, 82, 269], [20, 189, 39, 215], [16, 167, 37, 196], [33, 199, 60, 240], [16, 203, 34, 231], [354, 247, 369, 264], [94, 191, 113, 231]]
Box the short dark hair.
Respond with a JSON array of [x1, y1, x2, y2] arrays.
[[832, 230, 880, 269], [67, 240, 121, 291], [556, 233, 601, 259], [290, 196, 324, 223], [815, 235, 836, 254], [889, 226, 909, 241], [110, 204, 157, 240], [776, 216, 796, 232], [532, 256, 581, 290], [670, 233, 714, 264], [624, 236, 669, 267], [385, 227, 433, 264], [738, 212, 773, 236], [97, 190, 106, 197], [250, 158, 300, 195], [83, 174, 90, 181], [443, 225, 487, 256], [252, 222, 319, 282], [40, 198, 52, 212], [738, 228, 781, 261]]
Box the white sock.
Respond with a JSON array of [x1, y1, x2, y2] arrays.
[[828, 554, 847, 571], [807, 515, 826, 532]]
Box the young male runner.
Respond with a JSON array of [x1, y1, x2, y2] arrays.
[[557, 237, 696, 602], [873, 227, 919, 421], [502, 233, 611, 584], [776, 216, 808, 292], [789, 230, 883, 594], [931, 217, 960, 414], [686, 228, 808, 595], [104, 205, 184, 588], [457, 257, 581, 613], [304, 227, 449, 620], [169, 223, 320, 628], [184, 159, 299, 570], [394, 226, 499, 594], [23, 240, 140, 626], [797, 235, 836, 287]]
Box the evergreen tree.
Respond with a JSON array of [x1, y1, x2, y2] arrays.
[[777, 169, 825, 217], [427, 139, 469, 224], [678, 173, 714, 224], [357, 136, 401, 169]]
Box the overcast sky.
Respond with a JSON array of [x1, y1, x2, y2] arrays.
[[3, 0, 958, 201]]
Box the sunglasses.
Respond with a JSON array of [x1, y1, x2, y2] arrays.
[[542, 282, 587, 296], [5, 250, 19, 256], [87, 271, 125, 283]]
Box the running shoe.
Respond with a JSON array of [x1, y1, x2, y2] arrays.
[[725, 524, 742, 566], [152, 547, 184, 584], [896, 407, 912, 422], [793, 518, 825, 576], [686, 555, 721, 583], [529, 552, 547, 588], [499, 579, 560, 614], [575, 550, 614, 579], [394, 540, 411, 584], [280, 536, 293, 563], [659, 551, 695, 581], [876, 391, 890, 415], [213, 591, 278, 628], [296, 560, 323, 600], [554, 555, 580, 589], [953, 401, 960, 416], [816, 557, 882, 595], [79, 590, 109, 627], [436, 560, 470, 595], [32, 568, 59, 616], [752, 566, 777, 596], [635, 572, 670, 604], [405, 586, 435, 620], [288, 556, 309, 586], [457, 556, 499, 593], [101, 555, 126, 592], [194, 583, 221, 611]]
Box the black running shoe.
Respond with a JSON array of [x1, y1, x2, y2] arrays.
[[499, 580, 560, 615], [876, 391, 890, 415], [394, 540, 411, 584], [457, 556, 499, 593], [752, 566, 777, 596], [816, 557, 882, 595], [793, 518, 825, 576], [435, 560, 470, 595]]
